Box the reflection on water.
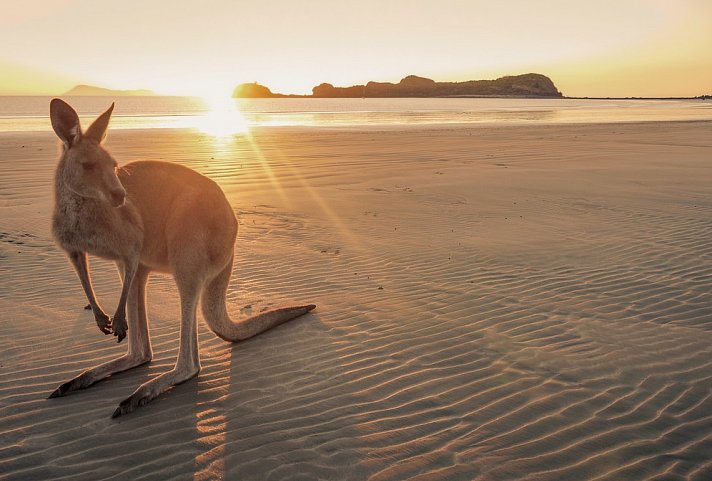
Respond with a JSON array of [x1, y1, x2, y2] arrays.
[[194, 95, 250, 136], [1, 96, 711, 133], [241, 108, 559, 126]]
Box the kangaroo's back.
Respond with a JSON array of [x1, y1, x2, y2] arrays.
[[118, 160, 237, 274]]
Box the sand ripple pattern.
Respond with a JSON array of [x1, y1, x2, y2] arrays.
[[1, 123, 711, 480]]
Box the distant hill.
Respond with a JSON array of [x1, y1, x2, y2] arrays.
[[63, 84, 155, 96], [233, 74, 562, 99], [232, 82, 287, 98]]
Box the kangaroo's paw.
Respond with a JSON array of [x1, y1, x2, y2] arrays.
[[111, 313, 128, 343], [111, 367, 199, 418], [48, 377, 89, 398], [48, 355, 151, 399], [95, 311, 112, 335], [48, 370, 100, 398], [112, 390, 155, 418]]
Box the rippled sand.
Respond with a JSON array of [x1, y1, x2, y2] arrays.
[[1, 122, 711, 480]]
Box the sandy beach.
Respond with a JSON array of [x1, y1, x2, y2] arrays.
[[1, 121, 711, 480]]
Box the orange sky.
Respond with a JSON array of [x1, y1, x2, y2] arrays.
[[1, 0, 710, 97]]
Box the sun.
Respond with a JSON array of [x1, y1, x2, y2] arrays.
[[196, 95, 250, 137]]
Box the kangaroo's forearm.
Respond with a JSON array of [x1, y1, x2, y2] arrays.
[[115, 259, 138, 317], [111, 257, 139, 343], [69, 251, 112, 335], [69, 251, 103, 312]]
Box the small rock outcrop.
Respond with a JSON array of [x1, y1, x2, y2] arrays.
[[232, 82, 281, 98]]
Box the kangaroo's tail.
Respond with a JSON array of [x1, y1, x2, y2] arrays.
[[201, 259, 315, 342]]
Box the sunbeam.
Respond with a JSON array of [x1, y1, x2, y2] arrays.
[[197, 95, 250, 137]]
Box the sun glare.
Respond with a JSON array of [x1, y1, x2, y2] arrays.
[[197, 95, 250, 137]]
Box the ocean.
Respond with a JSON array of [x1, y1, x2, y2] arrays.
[[1, 96, 711, 133]]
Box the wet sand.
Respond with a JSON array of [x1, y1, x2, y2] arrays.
[[1, 121, 711, 480]]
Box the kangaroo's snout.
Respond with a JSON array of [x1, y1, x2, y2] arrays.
[[110, 188, 126, 207]]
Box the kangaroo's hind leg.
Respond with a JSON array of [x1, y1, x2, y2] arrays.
[[112, 258, 203, 417], [48, 265, 152, 398]]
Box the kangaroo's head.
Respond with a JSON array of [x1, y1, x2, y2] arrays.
[[50, 98, 126, 207]]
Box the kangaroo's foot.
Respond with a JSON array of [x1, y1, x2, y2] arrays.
[[112, 365, 199, 418], [111, 311, 128, 343], [94, 310, 112, 335], [48, 353, 151, 398]]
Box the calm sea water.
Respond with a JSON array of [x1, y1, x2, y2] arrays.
[[1, 96, 711, 133]]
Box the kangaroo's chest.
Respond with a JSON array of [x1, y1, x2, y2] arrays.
[[53, 197, 142, 260]]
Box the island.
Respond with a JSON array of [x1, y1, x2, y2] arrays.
[[233, 73, 562, 99], [63, 84, 156, 96]]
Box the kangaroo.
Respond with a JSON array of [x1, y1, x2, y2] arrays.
[[47, 98, 315, 417]]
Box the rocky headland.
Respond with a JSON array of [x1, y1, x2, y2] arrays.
[[233, 73, 563, 98]]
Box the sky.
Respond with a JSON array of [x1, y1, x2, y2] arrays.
[[0, 0, 710, 97]]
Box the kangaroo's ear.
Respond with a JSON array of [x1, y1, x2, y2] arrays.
[[84, 102, 115, 143], [50, 98, 81, 148]]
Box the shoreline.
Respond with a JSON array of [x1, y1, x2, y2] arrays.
[[2, 117, 712, 136]]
